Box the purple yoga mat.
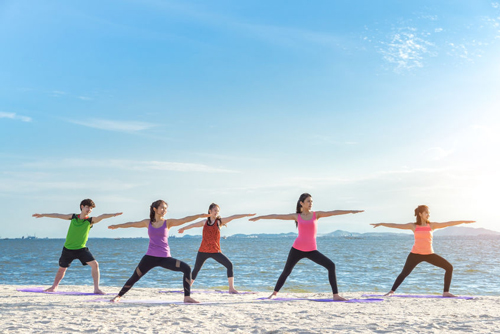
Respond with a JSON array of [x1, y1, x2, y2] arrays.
[[17, 287, 113, 295], [362, 294, 474, 300], [256, 297, 383, 303], [87, 298, 213, 305], [308, 298, 384, 303], [256, 297, 305, 301], [160, 290, 257, 295]]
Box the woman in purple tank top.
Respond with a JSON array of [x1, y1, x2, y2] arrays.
[[108, 200, 209, 303], [250, 193, 363, 301]]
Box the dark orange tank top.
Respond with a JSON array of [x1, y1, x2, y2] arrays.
[[198, 218, 221, 253]]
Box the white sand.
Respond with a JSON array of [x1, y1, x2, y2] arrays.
[[2, 285, 498, 333]]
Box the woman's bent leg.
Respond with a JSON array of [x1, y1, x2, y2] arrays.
[[274, 248, 305, 293], [391, 253, 423, 292]]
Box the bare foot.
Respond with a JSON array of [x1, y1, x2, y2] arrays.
[[44, 287, 56, 292], [267, 292, 278, 299], [333, 294, 347, 301], [110, 295, 121, 303], [384, 291, 395, 296], [94, 288, 105, 295], [443, 292, 457, 297], [229, 289, 239, 294], [184, 296, 200, 303]]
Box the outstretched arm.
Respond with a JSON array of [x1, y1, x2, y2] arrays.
[[370, 223, 415, 230], [32, 213, 73, 220], [249, 214, 297, 222], [178, 220, 206, 233], [108, 219, 149, 230], [316, 210, 364, 219], [431, 221, 475, 230], [92, 212, 123, 225], [220, 213, 256, 226], [167, 213, 210, 229]]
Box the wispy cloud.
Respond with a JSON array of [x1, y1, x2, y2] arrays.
[[68, 118, 157, 132], [378, 27, 436, 72], [23, 159, 238, 173], [425, 147, 454, 161], [312, 135, 357, 146], [140, 0, 347, 51], [0, 112, 32, 122]]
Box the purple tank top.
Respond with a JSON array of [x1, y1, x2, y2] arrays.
[[145, 220, 171, 258]]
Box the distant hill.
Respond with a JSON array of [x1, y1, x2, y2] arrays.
[[433, 226, 500, 236], [320, 230, 410, 238], [177, 227, 500, 239]]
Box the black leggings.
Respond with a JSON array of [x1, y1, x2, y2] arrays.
[[391, 253, 454, 292], [191, 252, 234, 280], [118, 255, 192, 297], [274, 247, 338, 294]]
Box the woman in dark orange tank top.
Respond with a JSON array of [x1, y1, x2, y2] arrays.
[[371, 205, 475, 297], [178, 203, 255, 293]]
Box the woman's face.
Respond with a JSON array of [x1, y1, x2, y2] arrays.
[[301, 196, 313, 211], [420, 209, 430, 222], [209, 206, 220, 217], [154, 202, 168, 218]]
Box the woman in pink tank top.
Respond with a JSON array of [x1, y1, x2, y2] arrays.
[[250, 193, 363, 301], [108, 200, 209, 303], [371, 205, 475, 297]]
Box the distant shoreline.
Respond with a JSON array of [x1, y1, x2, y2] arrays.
[[3, 226, 500, 241]]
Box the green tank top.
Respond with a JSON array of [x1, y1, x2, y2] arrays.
[[64, 214, 93, 250]]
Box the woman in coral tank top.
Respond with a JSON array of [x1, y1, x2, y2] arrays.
[[371, 205, 475, 297], [178, 203, 255, 293], [250, 193, 363, 300]]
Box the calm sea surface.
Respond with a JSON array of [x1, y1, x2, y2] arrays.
[[1, 236, 499, 296]]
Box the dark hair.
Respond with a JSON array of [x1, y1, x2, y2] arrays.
[[80, 199, 95, 210], [415, 205, 429, 226], [208, 203, 222, 226], [150, 200, 168, 223], [295, 193, 312, 227]]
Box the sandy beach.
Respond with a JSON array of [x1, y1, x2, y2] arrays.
[[1, 285, 498, 333]]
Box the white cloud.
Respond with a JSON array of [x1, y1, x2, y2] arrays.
[[23, 158, 238, 173], [68, 118, 157, 132], [0, 112, 32, 122], [425, 147, 454, 161], [312, 135, 357, 146], [378, 27, 436, 72]]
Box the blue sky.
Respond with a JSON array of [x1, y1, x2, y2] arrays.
[[1, 0, 499, 238]]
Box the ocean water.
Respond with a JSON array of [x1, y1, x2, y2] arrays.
[[1, 235, 499, 296]]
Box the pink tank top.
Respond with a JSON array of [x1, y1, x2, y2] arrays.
[[145, 220, 171, 258], [411, 224, 434, 255], [292, 212, 317, 252]]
